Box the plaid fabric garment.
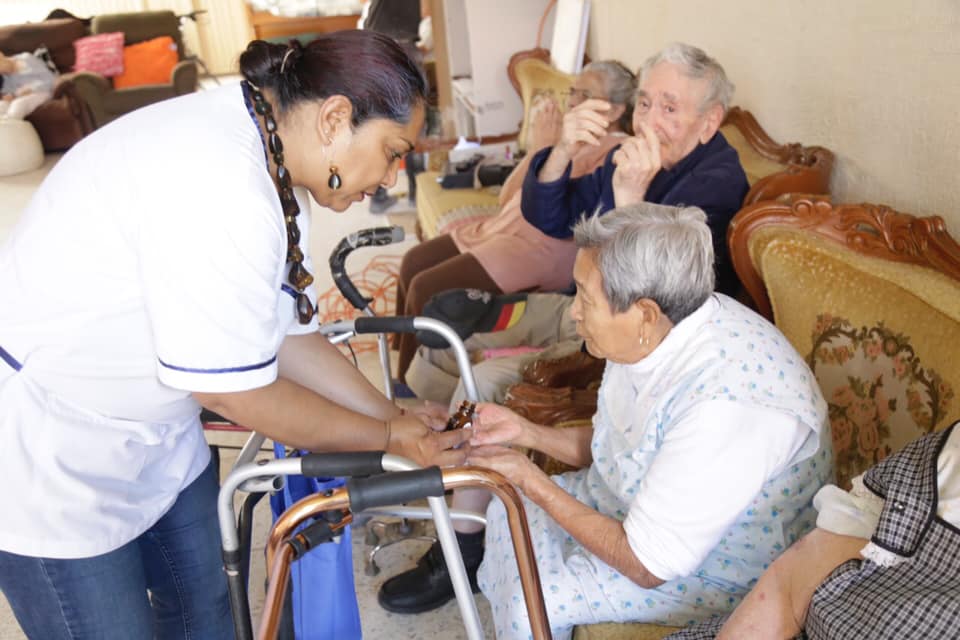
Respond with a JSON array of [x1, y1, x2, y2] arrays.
[[861, 424, 953, 557], [667, 423, 960, 640]]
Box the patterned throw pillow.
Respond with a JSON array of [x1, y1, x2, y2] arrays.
[[72, 32, 125, 77], [113, 36, 179, 89]]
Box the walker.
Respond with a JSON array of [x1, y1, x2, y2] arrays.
[[215, 226, 550, 640]]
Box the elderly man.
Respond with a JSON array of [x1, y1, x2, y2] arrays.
[[386, 43, 753, 613], [467, 204, 833, 639]]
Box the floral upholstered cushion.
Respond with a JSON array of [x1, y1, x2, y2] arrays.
[[809, 315, 955, 488], [751, 229, 960, 487]]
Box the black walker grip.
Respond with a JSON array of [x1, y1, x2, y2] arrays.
[[299, 452, 385, 478], [346, 467, 445, 513], [332, 275, 370, 311], [353, 316, 417, 335]]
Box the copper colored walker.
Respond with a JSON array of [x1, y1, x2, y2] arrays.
[[258, 466, 551, 640]]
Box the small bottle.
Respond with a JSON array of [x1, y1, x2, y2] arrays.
[[445, 400, 476, 431]]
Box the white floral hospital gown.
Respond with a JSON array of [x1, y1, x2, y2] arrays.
[[478, 294, 834, 639]]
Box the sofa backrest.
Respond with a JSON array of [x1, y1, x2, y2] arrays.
[[0, 18, 88, 73], [730, 197, 960, 488], [91, 11, 184, 61]]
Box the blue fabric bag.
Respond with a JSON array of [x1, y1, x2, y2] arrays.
[[270, 444, 363, 639]]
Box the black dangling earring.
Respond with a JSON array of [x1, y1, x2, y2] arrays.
[[328, 164, 342, 190]]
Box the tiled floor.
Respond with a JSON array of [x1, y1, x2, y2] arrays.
[[0, 99, 495, 638]]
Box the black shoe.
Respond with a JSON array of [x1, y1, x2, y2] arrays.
[[377, 536, 483, 614]]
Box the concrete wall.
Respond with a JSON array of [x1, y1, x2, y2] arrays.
[[587, 0, 960, 229]]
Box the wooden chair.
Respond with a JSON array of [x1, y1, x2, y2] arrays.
[[730, 196, 960, 488]]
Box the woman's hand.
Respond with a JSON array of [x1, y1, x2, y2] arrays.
[[556, 99, 612, 157], [407, 400, 449, 431], [529, 97, 563, 151], [467, 445, 543, 494], [470, 403, 534, 448], [388, 413, 470, 468]]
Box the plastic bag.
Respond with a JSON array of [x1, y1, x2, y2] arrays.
[[269, 444, 363, 639]]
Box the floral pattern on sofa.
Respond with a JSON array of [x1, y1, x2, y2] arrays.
[[808, 314, 955, 488]]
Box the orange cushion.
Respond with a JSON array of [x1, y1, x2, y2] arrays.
[[113, 36, 178, 89]]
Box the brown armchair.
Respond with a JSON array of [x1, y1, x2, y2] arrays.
[[70, 11, 198, 129], [0, 17, 95, 151]]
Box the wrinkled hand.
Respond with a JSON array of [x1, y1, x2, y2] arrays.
[[611, 121, 662, 206], [556, 99, 612, 157], [529, 97, 562, 151], [407, 400, 449, 432], [388, 413, 470, 468], [467, 445, 543, 494], [470, 403, 532, 447]]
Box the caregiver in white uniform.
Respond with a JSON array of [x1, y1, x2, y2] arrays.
[[0, 31, 467, 639]]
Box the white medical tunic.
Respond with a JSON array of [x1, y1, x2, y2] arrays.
[[0, 83, 318, 558]]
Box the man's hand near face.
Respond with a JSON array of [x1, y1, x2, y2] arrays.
[[611, 122, 662, 207]]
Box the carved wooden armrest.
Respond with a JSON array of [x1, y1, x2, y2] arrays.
[[722, 106, 835, 206], [520, 350, 605, 389]]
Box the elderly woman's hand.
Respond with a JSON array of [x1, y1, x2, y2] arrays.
[[469, 403, 534, 448], [611, 121, 662, 207], [529, 97, 563, 151], [467, 445, 542, 493], [556, 98, 612, 157], [388, 413, 470, 468]]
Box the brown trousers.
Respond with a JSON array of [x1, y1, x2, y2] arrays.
[[395, 234, 501, 381]]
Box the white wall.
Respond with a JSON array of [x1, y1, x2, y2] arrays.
[[587, 0, 960, 229]]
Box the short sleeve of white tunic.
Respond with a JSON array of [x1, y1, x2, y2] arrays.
[[136, 84, 317, 392]]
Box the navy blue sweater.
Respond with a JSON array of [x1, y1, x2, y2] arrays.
[[520, 132, 749, 296]]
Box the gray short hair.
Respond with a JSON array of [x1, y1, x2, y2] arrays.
[[582, 60, 636, 132], [572, 203, 715, 323], [639, 42, 734, 113]]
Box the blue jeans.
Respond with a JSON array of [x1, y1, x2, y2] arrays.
[[0, 459, 233, 639]]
